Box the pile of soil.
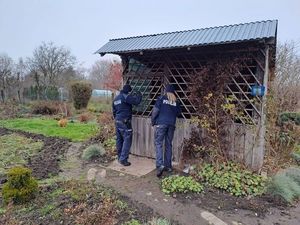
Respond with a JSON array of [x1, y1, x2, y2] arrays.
[[0, 127, 70, 179]]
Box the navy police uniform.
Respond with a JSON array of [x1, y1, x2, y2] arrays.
[[113, 84, 142, 166], [151, 85, 181, 176]]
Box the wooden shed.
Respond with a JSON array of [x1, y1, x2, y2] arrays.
[[96, 20, 278, 171]]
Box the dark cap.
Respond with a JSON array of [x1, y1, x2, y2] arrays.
[[165, 84, 175, 93], [122, 84, 132, 94]]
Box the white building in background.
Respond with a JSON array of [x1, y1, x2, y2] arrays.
[[92, 89, 112, 97]]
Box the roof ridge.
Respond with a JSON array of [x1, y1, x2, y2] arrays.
[[109, 20, 277, 41]]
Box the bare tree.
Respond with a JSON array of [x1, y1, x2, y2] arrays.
[[0, 54, 13, 102], [27, 42, 76, 99], [272, 41, 300, 112], [59, 66, 80, 87], [88, 59, 111, 89], [12, 57, 27, 102], [26, 60, 42, 100]]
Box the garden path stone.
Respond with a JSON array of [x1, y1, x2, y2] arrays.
[[95, 168, 106, 183], [107, 155, 155, 177], [87, 168, 97, 181]]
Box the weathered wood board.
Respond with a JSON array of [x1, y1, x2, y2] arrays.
[[131, 116, 261, 170]]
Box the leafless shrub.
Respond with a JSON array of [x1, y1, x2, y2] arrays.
[[265, 41, 300, 172]]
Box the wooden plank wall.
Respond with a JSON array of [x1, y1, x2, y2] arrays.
[[226, 123, 257, 168], [131, 116, 258, 170], [131, 116, 194, 161]]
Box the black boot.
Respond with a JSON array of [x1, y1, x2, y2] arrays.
[[119, 161, 131, 166], [156, 166, 164, 177]]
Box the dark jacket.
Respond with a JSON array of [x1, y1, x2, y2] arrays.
[[112, 90, 142, 121], [151, 95, 181, 126]]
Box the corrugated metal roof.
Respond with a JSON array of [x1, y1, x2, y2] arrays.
[[95, 20, 277, 54]]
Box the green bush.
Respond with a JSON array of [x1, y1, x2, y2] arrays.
[[267, 167, 300, 203], [82, 144, 106, 161], [161, 175, 203, 194], [279, 112, 300, 125], [71, 82, 92, 109], [197, 162, 267, 196], [2, 166, 38, 204]]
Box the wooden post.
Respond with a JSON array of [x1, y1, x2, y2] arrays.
[[252, 45, 269, 171]]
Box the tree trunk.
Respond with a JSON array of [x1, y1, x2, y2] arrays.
[[17, 90, 21, 103], [1, 89, 4, 103]]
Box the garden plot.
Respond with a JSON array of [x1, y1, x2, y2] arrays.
[[0, 127, 70, 179], [0, 132, 43, 182], [0, 179, 172, 225]]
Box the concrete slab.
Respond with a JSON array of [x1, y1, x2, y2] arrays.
[[107, 155, 156, 177]]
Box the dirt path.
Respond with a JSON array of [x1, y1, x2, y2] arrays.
[[60, 144, 300, 225], [93, 169, 300, 225]]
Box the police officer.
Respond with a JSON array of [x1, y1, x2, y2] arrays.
[[113, 84, 142, 166], [151, 84, 181, 177]]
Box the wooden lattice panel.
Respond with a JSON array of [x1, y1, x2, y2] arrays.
[[121, 48, 265, 124]]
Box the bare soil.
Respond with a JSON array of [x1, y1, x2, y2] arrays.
[[0, 127, 70, 179], [174, 186, 288, 217]]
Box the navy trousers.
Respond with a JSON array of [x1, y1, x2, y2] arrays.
[[115, 121, 132, 163], [154, 124, 175, 169]]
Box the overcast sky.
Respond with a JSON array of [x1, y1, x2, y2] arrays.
[[0, 0, 299, 68]]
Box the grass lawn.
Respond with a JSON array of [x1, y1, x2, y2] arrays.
[[0, 134, 43, 175], [0, 118, 98, 142]]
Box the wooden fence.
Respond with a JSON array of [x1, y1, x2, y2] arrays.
[[130, 116, 261, 170]]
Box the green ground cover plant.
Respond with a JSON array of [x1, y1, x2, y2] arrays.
[[0, 134, 43, 175], [197, 162, 267, 196], [0, 118, 98, 141], [148, 218, 172, 225], [161, 175, 203, 194], [123, 218, 172, 225]]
